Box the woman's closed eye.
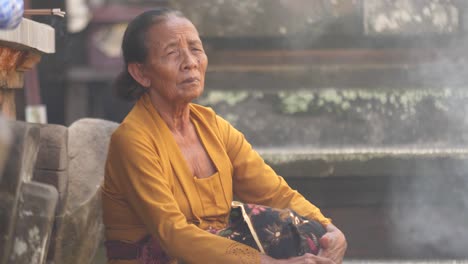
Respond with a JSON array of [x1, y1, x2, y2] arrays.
[[167, 50, 178, 56], [190, 46, 204, 53]]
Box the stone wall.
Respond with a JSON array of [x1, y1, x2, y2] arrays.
[[171, 0, 461, 38], [197, 87, 468, 147], [170, 0, 345, 37]]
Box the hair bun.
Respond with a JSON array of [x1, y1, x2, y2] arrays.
[[113, 70, 146, 102]]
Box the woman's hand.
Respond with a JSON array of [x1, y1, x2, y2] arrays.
[[260, 253, 335, 264], [318, 224, 347, 264]]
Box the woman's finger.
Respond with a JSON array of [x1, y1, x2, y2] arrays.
[[319, 234, 331, 249], [319, 233, 333, 249], [317, 224, 347, 264]]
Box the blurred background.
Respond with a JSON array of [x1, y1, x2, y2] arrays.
[[6, 0, 468, 263]]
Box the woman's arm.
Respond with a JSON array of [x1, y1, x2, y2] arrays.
[[106, 130, 260, 264], [215, 115, 347, 262], [215, 115, 331, 226]]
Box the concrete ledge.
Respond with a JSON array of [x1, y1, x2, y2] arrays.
[[0, 18, 55, 53], [259, 147, 468, 162], [259, 147, 468, 178]]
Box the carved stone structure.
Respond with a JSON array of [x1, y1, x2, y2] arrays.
[[0, 118, 118, 264], [51, 118, 118, 264]]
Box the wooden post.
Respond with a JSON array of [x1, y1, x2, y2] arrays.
[[0, 89, 16, 119]]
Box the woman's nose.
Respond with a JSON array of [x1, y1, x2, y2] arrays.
[[181, 49, 198, 70]]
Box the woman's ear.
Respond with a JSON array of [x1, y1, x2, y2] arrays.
[[128, 63, 151, 88]]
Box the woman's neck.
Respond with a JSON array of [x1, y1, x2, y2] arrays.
[[148, 92, 191, 133]]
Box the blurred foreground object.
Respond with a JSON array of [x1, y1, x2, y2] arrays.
[[0, 0, 23, 29], [0, 118, 118, 264], [66, 0, 91, 33], [0, 18, 54, 120], [0, 121, 56, 264]]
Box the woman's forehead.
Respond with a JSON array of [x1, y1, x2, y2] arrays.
[[147, 16, 200, 46]]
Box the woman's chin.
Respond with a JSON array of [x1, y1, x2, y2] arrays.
[[178, 86, 204, 101]]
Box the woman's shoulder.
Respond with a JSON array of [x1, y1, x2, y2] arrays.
[[190, 103, 219, 123], [110, 113, 153, 147], [112, 100, 155, 139], [109, 124, 141, 152]]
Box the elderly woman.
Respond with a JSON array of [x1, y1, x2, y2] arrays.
[[101, 8, 346, 264]]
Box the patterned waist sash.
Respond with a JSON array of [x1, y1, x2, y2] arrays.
[[105, 235, 172, 264]]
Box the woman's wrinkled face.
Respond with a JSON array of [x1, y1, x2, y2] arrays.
[[142, 15, 208, 104]]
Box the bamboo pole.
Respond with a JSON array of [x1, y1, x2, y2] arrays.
[[23, 9, 66, 17]]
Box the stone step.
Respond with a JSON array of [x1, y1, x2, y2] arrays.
[[261, 147, 468, 210], [259, 147, 468, 178], [207, 49, 463, 68], [205, 64, 468, 91], [67, 50, 468, 89]]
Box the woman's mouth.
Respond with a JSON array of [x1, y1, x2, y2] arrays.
[[181, 77, 199, 84]]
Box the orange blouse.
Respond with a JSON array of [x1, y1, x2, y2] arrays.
[[101, 94, 331, 264]]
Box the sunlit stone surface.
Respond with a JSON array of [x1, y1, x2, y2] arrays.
[[364, 0, 459, 35]]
